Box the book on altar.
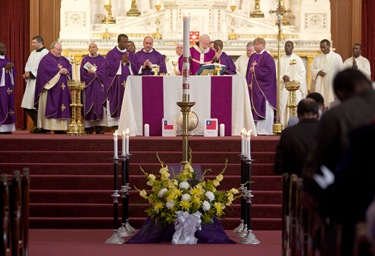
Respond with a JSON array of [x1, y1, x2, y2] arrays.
[[196, 63, 226, 76], [83, 62, 97, 72], [204, 118, 218, 137], [162, 119, 176, 137]]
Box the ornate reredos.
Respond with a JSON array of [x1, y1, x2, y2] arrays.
[[60, 0, 331, 57]]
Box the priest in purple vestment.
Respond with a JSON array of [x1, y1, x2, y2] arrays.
[[213, 40, 236, 75], [34, 41, 72, 134], [0, 42, 16, 134], [246, 37, 277, 135], [178, 34, 215, 75], [135, 36, 167, 75], [80, 42, 107, 134], [105, 34, 139, 128]]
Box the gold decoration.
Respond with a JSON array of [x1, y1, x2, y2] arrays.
[[228, 5, 237, 40], [126, 0, 141, 17], [285, 81, 300, 119], [153, 4, 162, 40], [67, 81, 86, 136], [102, 1, 116, 24], [250, 0, 264, 18]]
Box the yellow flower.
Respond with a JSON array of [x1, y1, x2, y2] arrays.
[[230, 188, 239, 194], [216, 174, 223, 182], [180, 200, 190, 210], [139, 189, 148, 199], [213, 179, 220, 187], [153, 202, 164, 213], [192, 195, 201, 205], [214, 202, 225, 216]]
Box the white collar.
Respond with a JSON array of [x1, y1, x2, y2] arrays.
[[0, 55, 5, 59], [256, 49, 266, 55], [143, 48, 154, 53], [117, 46, 127, 53]]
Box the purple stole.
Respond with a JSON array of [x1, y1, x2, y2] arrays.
[[246, 51, 277, 121], [0, 58, 16, 124], [80, 54, 106, 121], [35, 52, 72, 119], [135, 49, 167, 75]]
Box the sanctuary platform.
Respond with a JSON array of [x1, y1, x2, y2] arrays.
[[0, 131, 281, 231]]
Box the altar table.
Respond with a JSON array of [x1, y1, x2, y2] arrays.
[[118, 75, 257, 136]]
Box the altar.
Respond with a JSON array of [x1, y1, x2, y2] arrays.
[[118, 75, 257, 136]]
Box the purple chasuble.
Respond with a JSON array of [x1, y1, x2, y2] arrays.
[[178, 46, 215, 75], [135, 49, 167, 75], [219, 52, 236, 75], [0, 58, 16, 125], [245, 51, 277, 121], [35, 52, 72, 119], [105, 47, 138, 119], [80, 54, 106, 121]]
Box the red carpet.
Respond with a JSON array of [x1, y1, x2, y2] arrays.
[[0, 131, 281, 230], [29, 229, 281, 256]]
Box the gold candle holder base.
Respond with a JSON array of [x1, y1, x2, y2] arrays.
[[67, 81, 86, 136], [126, 0, 141, 17], [103, 28, 111, 39], [102, 4, 116, 24], [285, 80, 300, 118], [153, 30, 162, 40], [250, 0, 264, 18]]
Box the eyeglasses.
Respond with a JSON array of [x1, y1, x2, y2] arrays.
[[54, 47, 62, 51]]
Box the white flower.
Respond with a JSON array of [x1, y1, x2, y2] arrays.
[[202, 200, 211, 211], [158, 188, 168, 198], [205, 191, 215, 201], [179, 181, 190, 190], [181, 193, 191, 201], [166, 200, 175, 209]]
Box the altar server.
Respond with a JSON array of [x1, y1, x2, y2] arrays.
[[212, 39, 236, 75]]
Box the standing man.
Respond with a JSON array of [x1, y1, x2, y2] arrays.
[[310, 39, 343, 108], [135, 36, 167, 75], [34, 41, 72, 134], [166, 42, 183, 75], [0, 42, 16, 134], [235, 42, 255, 76], [343, 43, 371, 80], [279, 41, 307, 127], [246, 37, 277, 135], [80, 42, 107, 134], [21, 35, 49, 133], [212, 39, 236, 75], [105, 34, 138, 129], [178, 34, 215, 75]]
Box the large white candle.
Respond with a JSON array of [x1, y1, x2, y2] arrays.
[[121, 130, 126, 156], [113, 130, 118, 159], [125, 128, 130, 155], [182, 14, 190, 59], [182, 14, 191, 100], [241, 128, 246, 156], [247, 130, 252, 160]]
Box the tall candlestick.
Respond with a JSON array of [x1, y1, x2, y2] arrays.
[[125, 128, 130, 155], [121, 130, 126, 156], [113, 130, 118, 159], [182, 14, 191, 102]]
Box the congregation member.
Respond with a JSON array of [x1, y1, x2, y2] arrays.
[[212, 39, 236, 75], [343, 43, 371, 80], [235, 42, 255, 76], [166, 42, 183, 75], [310, 39, 343, 108], [80, 42, 107, 134], [105, 34, 138, 129], [274, 98, 320, 177], [246, 37, 277, 135], [287, 92, 324, 127], [34, 41, 72, 134], [135, 36, 167, 75], [21, 35, 49, 133], [278, 41, 307, 127], [127, 40, 136, 53], [178, 34, 215, 75], [0, 42, 16, 134]]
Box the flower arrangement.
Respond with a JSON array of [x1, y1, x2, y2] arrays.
[[136, 155, 240, 225]]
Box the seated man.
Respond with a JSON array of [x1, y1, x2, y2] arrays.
[[135, 36, 167, 75], [212, 39, 236, 75], [178, 34, 215, 75]]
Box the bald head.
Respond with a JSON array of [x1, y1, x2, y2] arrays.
[[143, 36, 154, 52], [88, 42, 98, 56], [297, 98, 319, 120], [50, 41, 62, 57]]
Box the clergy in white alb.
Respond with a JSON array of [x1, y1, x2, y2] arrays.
[[278, 41, 307, 127], [235, 42, 255, 77], [21, 36, 49, 132], [343, 43, 371, 80], [166, 43, 183, 75], [310, 39, 343, 108]]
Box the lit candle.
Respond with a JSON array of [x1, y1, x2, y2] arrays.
[[247, 130, 252, 160], [231, 0, 235, 5], [121, 130, 126, 156], [182, 14, 190, 59], [182, 14, 191, 101], [241, 128, 246, 156], [125, 128, 130, 155], [105, 0, 111, 5], [144, 124, 149, 137], [113, 130, 118, 159], [220, 124, 225, 137]]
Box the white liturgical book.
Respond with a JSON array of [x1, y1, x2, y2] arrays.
[[83, 62, 97, 72]]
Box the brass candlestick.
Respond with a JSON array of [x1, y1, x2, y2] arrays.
[[67, 81, 86, 136], [126, 0, 141, 17], [102, 1, 116, 24], [228, 5, 237, 40], [270, 0, 289, 134], [250, 0, 264, 18], [285, 81, 300, 119], [153, 4, 162, 40]]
